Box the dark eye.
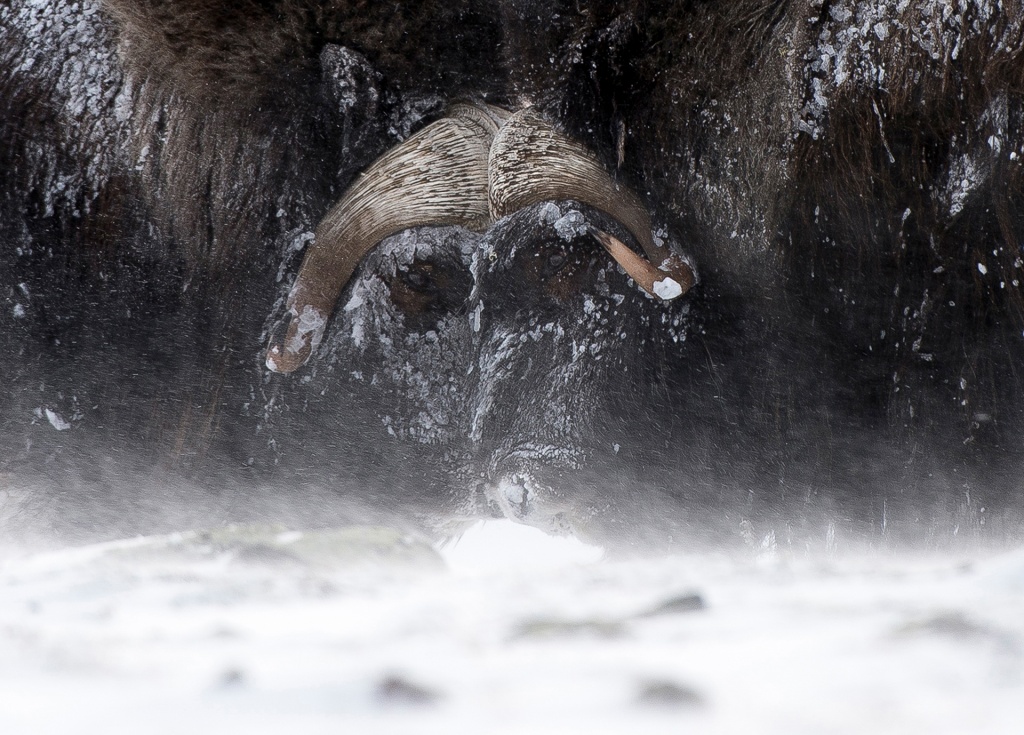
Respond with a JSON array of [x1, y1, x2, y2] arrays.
[[388, 256, 472, 331], [401, 267, 433, 291], [545, 251, 568, 274]]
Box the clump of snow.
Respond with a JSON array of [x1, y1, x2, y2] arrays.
[[653, 278, 683, 301], [442, 520, 603, 572], [946, 153, 984, 217], [552, 210, 589, 241], [538, 201, 563, 225], [43, 408, 71, 431]]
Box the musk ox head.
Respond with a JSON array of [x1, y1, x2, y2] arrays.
[[262, 101, 706, 540]]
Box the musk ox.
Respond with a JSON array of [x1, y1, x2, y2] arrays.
[[5, 0, 1024, 549]]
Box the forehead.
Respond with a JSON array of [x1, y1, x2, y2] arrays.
[[478, 202, 635, 264], [363, 225, 483, 271]]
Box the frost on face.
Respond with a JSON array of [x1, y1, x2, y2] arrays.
[[32, 405, 77, 431], [465, 271, 697, 533], [309, 227, 479, 447], [553, 210, 589, 242], [468, 317, 595, 530], [470, 265, 627, 470], [465, 195, 701, 505]]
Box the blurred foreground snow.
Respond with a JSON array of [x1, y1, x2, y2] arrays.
[[1, 521, 1023, 734]]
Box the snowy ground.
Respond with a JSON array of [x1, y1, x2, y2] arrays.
[[1, 520, 1023, 735]]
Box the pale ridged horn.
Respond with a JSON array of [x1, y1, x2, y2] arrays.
[[488, 107, 695, 300], [266, 103, 510, 373]]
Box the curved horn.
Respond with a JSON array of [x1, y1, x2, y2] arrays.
[[488, 107, 695, 300], [266, 103, 510, 373]]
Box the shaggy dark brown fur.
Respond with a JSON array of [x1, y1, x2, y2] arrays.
[[105, 0, 505, 99], [498, 0, 1024, 530]]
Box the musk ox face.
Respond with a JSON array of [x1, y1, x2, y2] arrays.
[[261, 193, 703, 539], [255, 99, 705, 536]]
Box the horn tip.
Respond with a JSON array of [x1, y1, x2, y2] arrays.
[[265, 341, 310, 374], [265, 308, 319, 374], [652, 277, 684, 301]]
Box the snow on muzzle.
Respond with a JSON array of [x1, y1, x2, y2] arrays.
[[475, 415, 590, 534], [484, 472, 575, 536]]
